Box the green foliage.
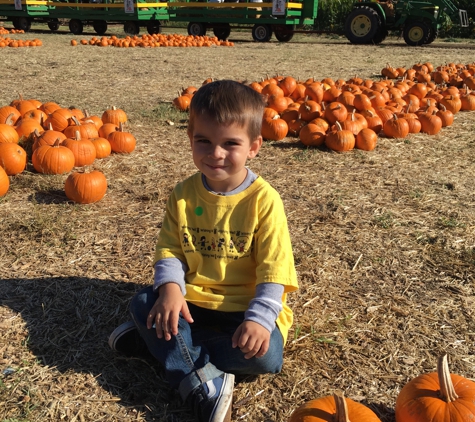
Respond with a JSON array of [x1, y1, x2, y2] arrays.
[[314, 0, 354, 32]]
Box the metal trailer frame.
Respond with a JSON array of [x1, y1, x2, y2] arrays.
[[0, 0, 318, 41]]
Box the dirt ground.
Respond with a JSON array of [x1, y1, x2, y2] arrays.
[[1, 24, 475, 422]]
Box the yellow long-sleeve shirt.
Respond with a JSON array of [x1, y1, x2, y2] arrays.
[[154, 172, 298, 343]]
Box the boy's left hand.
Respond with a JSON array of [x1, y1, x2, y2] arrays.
[[232, 321, 270, 359]]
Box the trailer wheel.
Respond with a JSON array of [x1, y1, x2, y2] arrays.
[[47, 19, 60, 32], [12, 17, 20, 30], [124, 21, 140, 36], [252, 24, 272, 42], [403, 21, 430, 46], [16, 17, 32, 32], [344, 6, 381, 44], [147, 20, 162, 35], [69, 19, 84, 35], [213, 24, 231, 41], [187, 22, 206, 37], [93, 20, 108, 35], [273, 25, 294, 42]]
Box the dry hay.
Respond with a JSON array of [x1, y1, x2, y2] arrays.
[[1, 27, 475, 421]]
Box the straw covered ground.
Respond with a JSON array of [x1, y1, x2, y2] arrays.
[[0, 25, 474, 422]]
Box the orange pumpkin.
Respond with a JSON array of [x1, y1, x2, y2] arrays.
[[32, 139, 75, 174], [108, 122, 136, 153], [395, 354, 475, 422], [289, 391, 381, 422], [0, 143, 27, 175], [65, 169, 108, 204], [0, 165, 9, 197]]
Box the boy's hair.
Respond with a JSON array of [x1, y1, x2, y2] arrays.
[[187, 80, 265, 141]]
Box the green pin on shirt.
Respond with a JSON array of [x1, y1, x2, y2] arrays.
[[195, 206, 203, 216]]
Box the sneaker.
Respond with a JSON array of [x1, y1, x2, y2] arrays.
[[187, 373, 235, 422], [108, 320, 149, 357]]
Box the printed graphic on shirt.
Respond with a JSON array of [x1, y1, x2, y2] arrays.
[[182, 225, 256, 260]]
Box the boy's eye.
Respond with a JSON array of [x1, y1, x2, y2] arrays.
[[196, 139, 210, 143]]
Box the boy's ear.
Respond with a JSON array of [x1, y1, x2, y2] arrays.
[[248, 136, 263, 159]]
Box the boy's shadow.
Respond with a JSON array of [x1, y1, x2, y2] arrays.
[[0, 276, 193, 421]]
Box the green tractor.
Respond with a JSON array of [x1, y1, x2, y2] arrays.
[[344, 0, 469, 46]]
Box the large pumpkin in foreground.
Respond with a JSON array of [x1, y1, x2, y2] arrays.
[[289, 391, 381, 422], [65, 170, 107, 204], [395, 354, 475, 422]]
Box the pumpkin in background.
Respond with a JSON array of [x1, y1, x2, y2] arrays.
[[89, 137, 112, 159], [395, 354, 475, 422], [0, 106, 21, 125], [383, 114, 409, 139], [355, 128, 378, 151], [62, 131, 97, 167], [0, 143, 27, 175], [0, 165, 9, 197], [0, 119, 20, 144], [65, 169, 107, 204], [261, 115, 288, 141], [101, 106, 127, 125], [108, 122, 136, 153], [44, 108, 73, 132], [289, 390, 381, 422], [299, 123, 326, 147], [325, 121, 355, 152], [32, 139, 75, 174]]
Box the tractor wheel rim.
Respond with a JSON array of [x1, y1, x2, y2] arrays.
[[351, 16, 371, 36], [409, 27, 423, 42]]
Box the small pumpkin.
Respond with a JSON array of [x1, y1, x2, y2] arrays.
[[355, 128, 378, 151], [89, 137, 112, 159], [418, 110, 442, 135], [395, 354, 475, 422], [108, 122, 136, 153], [0, 143, 27, 175], [383, 114, 409, 139], [44, 108, 73, 132], [62, 130, 97, 167], [0, 165, 9, 197], [65, 169, 108, 204], [325, 121, 355, 152], [289, 390, 381, 422], [261, 115, 288, 141], [324, 102, 348, 124], [32, 139, 76, 174], [101, 106, 127, 125], [299, 123, 326, 147]]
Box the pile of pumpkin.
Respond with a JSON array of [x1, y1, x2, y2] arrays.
[[71, 33, 234, 48], [0, 37, 43, 47], [0, 27, 25, 34], [0, 98, 136, 203], [289, 354, 475, 422], [172, 61, 475, 152]]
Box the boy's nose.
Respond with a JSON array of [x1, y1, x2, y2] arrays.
[[208, 145, 225, 158]]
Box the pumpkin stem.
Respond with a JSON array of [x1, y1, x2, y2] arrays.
[[437, 354, 459, 403], [333, 391, 351, 422], [71, 115, 81, 126]]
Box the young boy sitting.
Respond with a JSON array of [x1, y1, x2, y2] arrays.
[[109, 80, 298, 422]]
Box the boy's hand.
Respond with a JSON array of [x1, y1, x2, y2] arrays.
[[232, 320, 270, 359], [146, 283, 193, 341]]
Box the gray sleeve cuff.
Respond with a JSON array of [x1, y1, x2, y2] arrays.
[[153, 258, 187, 296], [244, 283, 284, 333]]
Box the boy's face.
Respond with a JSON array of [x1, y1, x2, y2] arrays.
[[189, 113, 262, 193]]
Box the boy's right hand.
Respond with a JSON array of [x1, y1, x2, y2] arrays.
[[146, 283, 193, 341]]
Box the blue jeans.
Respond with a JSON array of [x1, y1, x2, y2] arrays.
[[129, 286, 283, 400]]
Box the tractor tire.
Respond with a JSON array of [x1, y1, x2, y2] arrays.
[[187, 22, 206, 37], [213, 23, 231, 41], [372, 26, 388, 45], [252, 23, 272, 42], [425, 27, 438, 44], [344, 6, 381, 44], [403, 21, 430, 46]]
